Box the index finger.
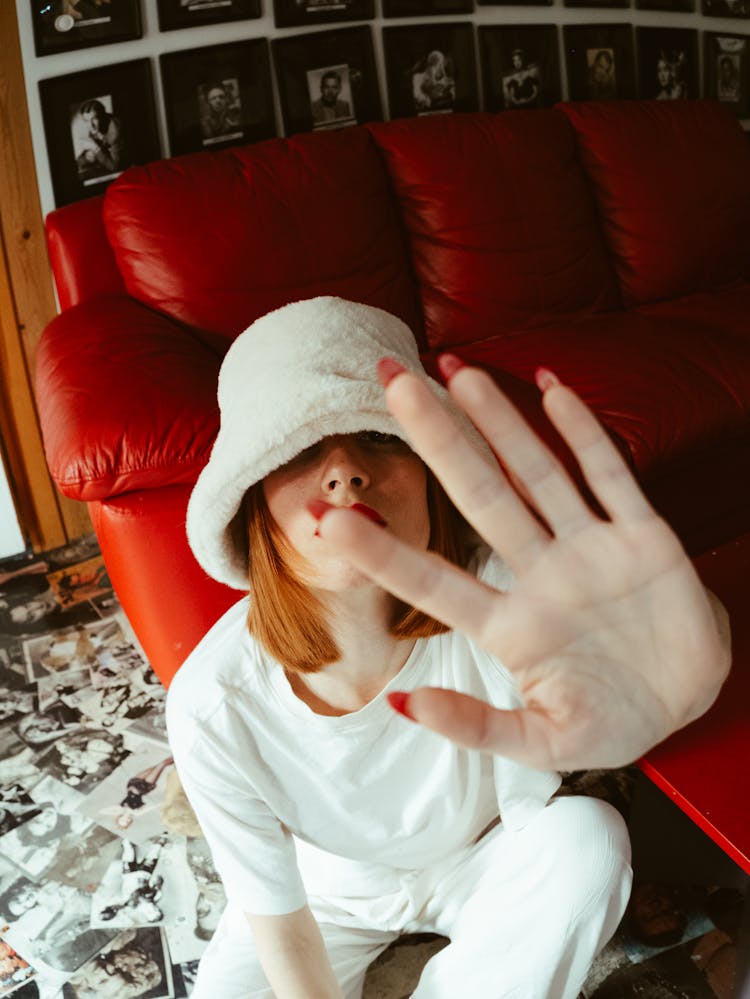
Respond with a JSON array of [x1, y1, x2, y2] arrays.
[[315, 505, 503, 647], [385, 366, 551, 572]]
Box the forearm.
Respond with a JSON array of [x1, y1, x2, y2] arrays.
[[247, 904, 345, 999]]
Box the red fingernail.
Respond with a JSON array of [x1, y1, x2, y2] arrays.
[[378, 358, 407, 387], [437, 353, 466, 383], [307, 500, 334, 521], [387, 691, 416, 721], [534, 367, 560, 393]]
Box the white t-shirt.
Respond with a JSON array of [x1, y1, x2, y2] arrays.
[[166, 550, 561, 916]]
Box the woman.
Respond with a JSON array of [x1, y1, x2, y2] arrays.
[[17, 705, 82, 748], [45, 728, 129, 791], [503, 48, 541, 109], [167, 297, 729, 998], [412, 50, 455, 112], [5, 803, 71, 879]]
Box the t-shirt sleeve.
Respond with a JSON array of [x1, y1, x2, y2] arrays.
[[167, 698, 307, 917]]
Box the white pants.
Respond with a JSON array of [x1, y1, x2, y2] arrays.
[[191, 796, 632, 999]]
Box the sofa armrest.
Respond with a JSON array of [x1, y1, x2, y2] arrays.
[[35, 296, 221, 502]]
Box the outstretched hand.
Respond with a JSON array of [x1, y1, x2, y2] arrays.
[[313, 357, 731, 771]]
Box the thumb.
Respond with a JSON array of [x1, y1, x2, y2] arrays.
[[387, 687, 529, 758]]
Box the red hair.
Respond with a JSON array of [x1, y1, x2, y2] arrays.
[[244, 473, 470, 674]]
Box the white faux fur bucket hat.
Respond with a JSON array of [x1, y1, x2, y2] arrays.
[[187, 296, 483, 590]]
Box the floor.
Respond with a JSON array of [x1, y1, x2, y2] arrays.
[[0, 535, 746, 998]]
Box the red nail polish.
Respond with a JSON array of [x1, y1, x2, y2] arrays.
[[437, 353, 466, 383], [307, 500, 333, 521], [534, 367, 561, 393], [387, 691, 416, 721], [378, 358, 407, 388]]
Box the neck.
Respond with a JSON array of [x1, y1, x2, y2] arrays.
[[285, 586, 416, 716]]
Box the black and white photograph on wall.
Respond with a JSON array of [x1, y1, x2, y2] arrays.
[[306, 65, 357, 129], [564, 24, 636, 101], [382, 0, 473, 17], [703, 0, 750, 18], [31, 0, 143, 57], [705, 32, 750, 115], [636, 28, 698, 99], [383, 23, 478, 118], [479, 25, 561, 110], [160, 41, 276, 156], [39, 60, 160, 208], [156, 0, 261, 30], [272, 0, 373, 30], [272, 27, 382, 135]]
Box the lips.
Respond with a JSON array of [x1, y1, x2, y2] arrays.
[[350, 503, 388, 527], [309, 500, 388, 534]]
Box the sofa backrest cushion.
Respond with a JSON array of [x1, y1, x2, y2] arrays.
[[102, 127, 423, 347], [46, 196, 127, 311], [367, 111, 621, 351], [559, 100, 750, 306]]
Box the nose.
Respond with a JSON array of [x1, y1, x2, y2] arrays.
[[319, 439, 371, 495]]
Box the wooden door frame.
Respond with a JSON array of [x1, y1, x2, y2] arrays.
[[0, 3, 90, 550]]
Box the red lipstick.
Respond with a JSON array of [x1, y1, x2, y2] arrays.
[[350, 503, 387, 527]]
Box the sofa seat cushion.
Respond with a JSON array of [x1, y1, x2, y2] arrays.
[[634, 280, 750, 340], [456, 311, 750, 476], [89, 486, 237, 685], [368, 111, 620, 351], [36, 297, 221, 502], [559, 100, 750, 307], [102, 127, 423, 349]]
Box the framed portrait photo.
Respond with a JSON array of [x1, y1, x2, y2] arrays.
[[563, 24, 635, 101], [39, 60, 160, 208], [272, 27, 382, 135], [382, 22, 478, 119], [383, 0, 473, 17], [703, 0, 750, 16], [31, 0, 142, 58], [273, 0, 373, 30], [479, 25, 561, 111], [704, 32, 750, 116], [156, 0, 260, 31], [160, 40, 276, 156], [636, 27, 698, 99]]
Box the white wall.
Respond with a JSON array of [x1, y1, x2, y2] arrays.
[[14, 0, 750, 220], [0, 452, 26, 560]]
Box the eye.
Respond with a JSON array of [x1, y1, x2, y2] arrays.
[[285, 441, 324, 468], [356, 431, 404, 446]]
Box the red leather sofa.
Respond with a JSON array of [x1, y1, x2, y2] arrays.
[[36, 99, 750, 687]]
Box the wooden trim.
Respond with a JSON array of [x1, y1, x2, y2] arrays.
[[0, 3, 91, 549]]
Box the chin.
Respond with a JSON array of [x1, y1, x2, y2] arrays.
[[306, 563, 381, 593]]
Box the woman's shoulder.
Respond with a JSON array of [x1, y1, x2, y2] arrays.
[[166, 596, 263, 723]]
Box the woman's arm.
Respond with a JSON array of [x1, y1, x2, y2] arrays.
[[247, 904, 345, 999]]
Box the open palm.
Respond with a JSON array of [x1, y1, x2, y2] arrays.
[[316, 359, 730, 771]]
